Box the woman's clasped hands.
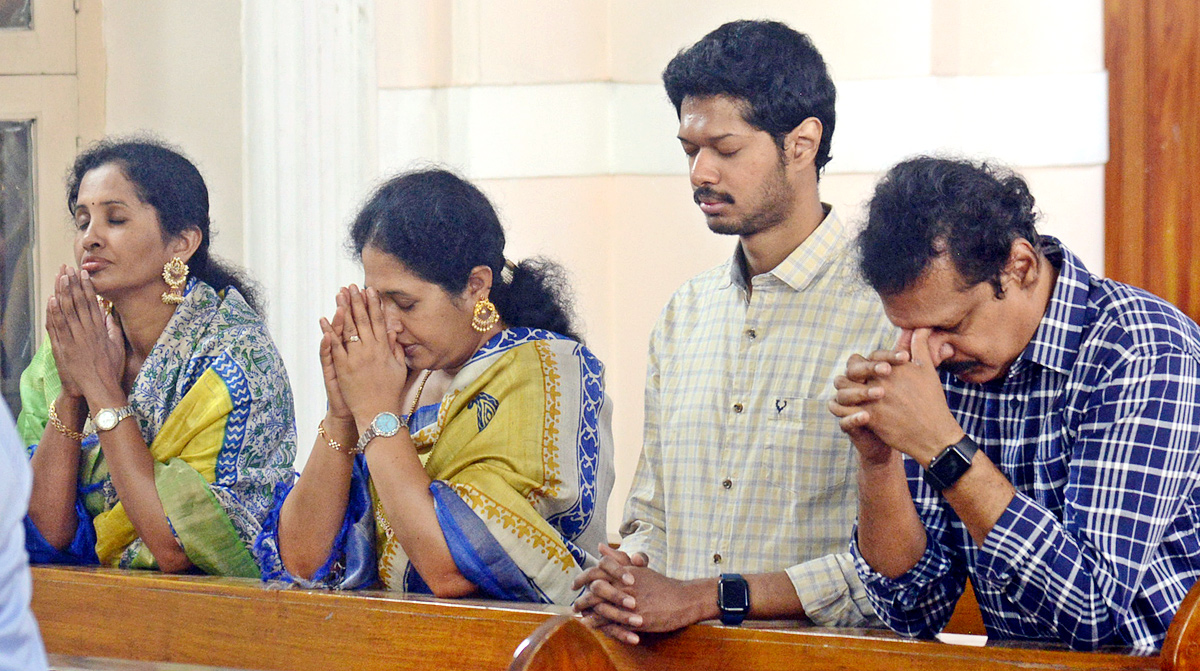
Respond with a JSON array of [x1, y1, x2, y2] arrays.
[[45, 264, 126, 404], [318, 285, 408, 428]]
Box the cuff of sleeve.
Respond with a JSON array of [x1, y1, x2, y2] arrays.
[[974, 492, 1048, 590], [616, 521, 659, 566], [23, 499, 98, 565], [787, 552, 878, 627], [253, 458, 376, 589], [851, 524, 950, 610]]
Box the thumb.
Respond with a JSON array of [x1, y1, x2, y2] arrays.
[[910, 328, 934, 367], [105, 312, 123, 345]]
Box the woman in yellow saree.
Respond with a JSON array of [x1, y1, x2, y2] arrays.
[[257, 169, 614, 603], [18, 139, 296, 576]]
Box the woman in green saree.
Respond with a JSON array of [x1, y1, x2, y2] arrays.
[[18, 138, 296, 576]]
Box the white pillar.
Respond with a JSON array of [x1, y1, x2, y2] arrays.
[[243, 0, 376, 468]]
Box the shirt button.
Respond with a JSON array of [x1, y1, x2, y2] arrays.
[[746, 329, 757, 340], [713, 553, 722, 564], [722, 479, 732, 489], [732, 403, 743, 413]]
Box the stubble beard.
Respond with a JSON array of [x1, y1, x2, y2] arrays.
[[704, 162, 796, 237]]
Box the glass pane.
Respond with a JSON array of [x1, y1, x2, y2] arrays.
[[0, 119, 35, 416], [0, 0, 32, 30]]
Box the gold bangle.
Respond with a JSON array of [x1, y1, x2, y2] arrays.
[[48, 400, 88, 442], [318, 421, 359, 455]]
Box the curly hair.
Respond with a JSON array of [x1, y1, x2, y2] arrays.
[[858, 156, 1040, 298], [349, 168, 582, 342], [662, 20, 837, 173], [67, 136, 262, 313]]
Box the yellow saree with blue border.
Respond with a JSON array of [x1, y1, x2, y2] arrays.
[[257, 328, 614, 604]]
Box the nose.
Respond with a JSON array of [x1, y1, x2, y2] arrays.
[[689, 148, 719, 188], [78, 222, 102, 249]]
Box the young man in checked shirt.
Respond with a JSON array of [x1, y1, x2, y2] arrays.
[[831, 156, 1200, 651], [572, 20, 895, 643]]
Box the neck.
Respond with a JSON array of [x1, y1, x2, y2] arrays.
[[444, 323, 504, 378], [111, 284, 179, 359], [738, 197, 826, 278], [1025, 253, 1060, 336]]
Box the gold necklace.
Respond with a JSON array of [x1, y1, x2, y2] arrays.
[[407, 370, 432, 418]]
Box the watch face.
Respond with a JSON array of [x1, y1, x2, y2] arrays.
[[374, 412, 401, 436], [95, 409, 118, 431], [719, 577, 750, 611]]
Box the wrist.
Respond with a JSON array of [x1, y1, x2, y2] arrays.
[[915, 429, 968, 469], [690, 578, 722, 624], [85, 385, 129, 413], [353, 405, 405, 433]]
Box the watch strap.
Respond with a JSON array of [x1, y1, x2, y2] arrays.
[[354, 412, 408, 453], [94, 405, 136, 432], [922, 435, 979, 492]]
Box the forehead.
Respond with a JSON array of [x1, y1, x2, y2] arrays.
[[677, 95, 758, 141], [76, 163, 141, 204], [879, 256, 986, 330], [361, 246, 438, 294]]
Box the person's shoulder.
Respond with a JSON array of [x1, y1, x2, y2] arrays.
[[1086, 277, 1200, 360], [658, 259, 735, 318]]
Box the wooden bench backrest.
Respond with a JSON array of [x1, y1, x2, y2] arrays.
[[508, 615, 617, 671], [30, 567, 1180, 671]]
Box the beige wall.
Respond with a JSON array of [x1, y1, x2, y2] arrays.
[[54, 0, 1105, 539], [100, 0, 245, 266], [375, 0, 1107, 536]]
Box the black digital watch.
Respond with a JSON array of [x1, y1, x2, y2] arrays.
[[922, 435, 980, 492], [718, 573, 750, 626]]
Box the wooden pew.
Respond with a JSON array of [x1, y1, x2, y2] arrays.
[[31, 566, 1177, 671], [508, 615, 616, 671]]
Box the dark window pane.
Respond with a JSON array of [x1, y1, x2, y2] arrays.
[[0, 0, 31, 30], [0, 119, 35, 416]]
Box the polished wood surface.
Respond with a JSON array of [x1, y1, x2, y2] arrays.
[[942, 579, 987, 636], [508, 615, 616, 671], [1105, 0, 1200, 321], [32, 566, 1174, 671], [1163, 573, 1200, 671], [48, 654, 254, 671]]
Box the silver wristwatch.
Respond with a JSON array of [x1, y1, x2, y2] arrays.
[[93, 405, 136, 432], [354, 411, 406, 453]]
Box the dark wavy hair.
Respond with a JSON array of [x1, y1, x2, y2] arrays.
[[662, 19, 837, 173], [858, 156, 1041, 298], [349, 168, 581, 342], [66, 137, 262, 313]]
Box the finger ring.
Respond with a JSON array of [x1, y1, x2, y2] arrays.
[[348, 335, 361, 343]]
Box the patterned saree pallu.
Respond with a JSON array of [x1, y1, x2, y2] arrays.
[[18, 279, 297, 576]]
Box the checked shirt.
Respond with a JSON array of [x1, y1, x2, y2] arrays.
[[855, 238, 1200, 650]]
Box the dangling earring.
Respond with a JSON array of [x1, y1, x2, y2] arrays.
[[161, 257, 188, 305], [471, 297, 499, 332]]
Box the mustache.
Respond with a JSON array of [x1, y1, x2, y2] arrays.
[[693, 187, 734, 206], [937, 359, 980, 376]]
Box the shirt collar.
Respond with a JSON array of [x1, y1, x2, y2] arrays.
[[723, 205, 847, 292], [1016, 236, 1091, 376]]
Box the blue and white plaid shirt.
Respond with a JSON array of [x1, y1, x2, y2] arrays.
[[854, 238, 1200, 651]]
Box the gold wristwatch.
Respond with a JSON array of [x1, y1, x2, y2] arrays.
[[93, 405, 136, 432]]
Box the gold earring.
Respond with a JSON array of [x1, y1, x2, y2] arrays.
[[471, 298, 499, 332], [161, 257, 188, 305]]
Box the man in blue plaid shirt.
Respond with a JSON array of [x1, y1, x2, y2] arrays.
[[830, 156, 1200, 651]]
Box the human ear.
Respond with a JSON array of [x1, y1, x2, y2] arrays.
[[169, 227, 203, 263], [463, 265, 495, 301], [1003, 239, 1040, 289], [785, 117, 823, 166]]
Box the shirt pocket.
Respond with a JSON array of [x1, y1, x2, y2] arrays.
[[762, 397, 856, 498]]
